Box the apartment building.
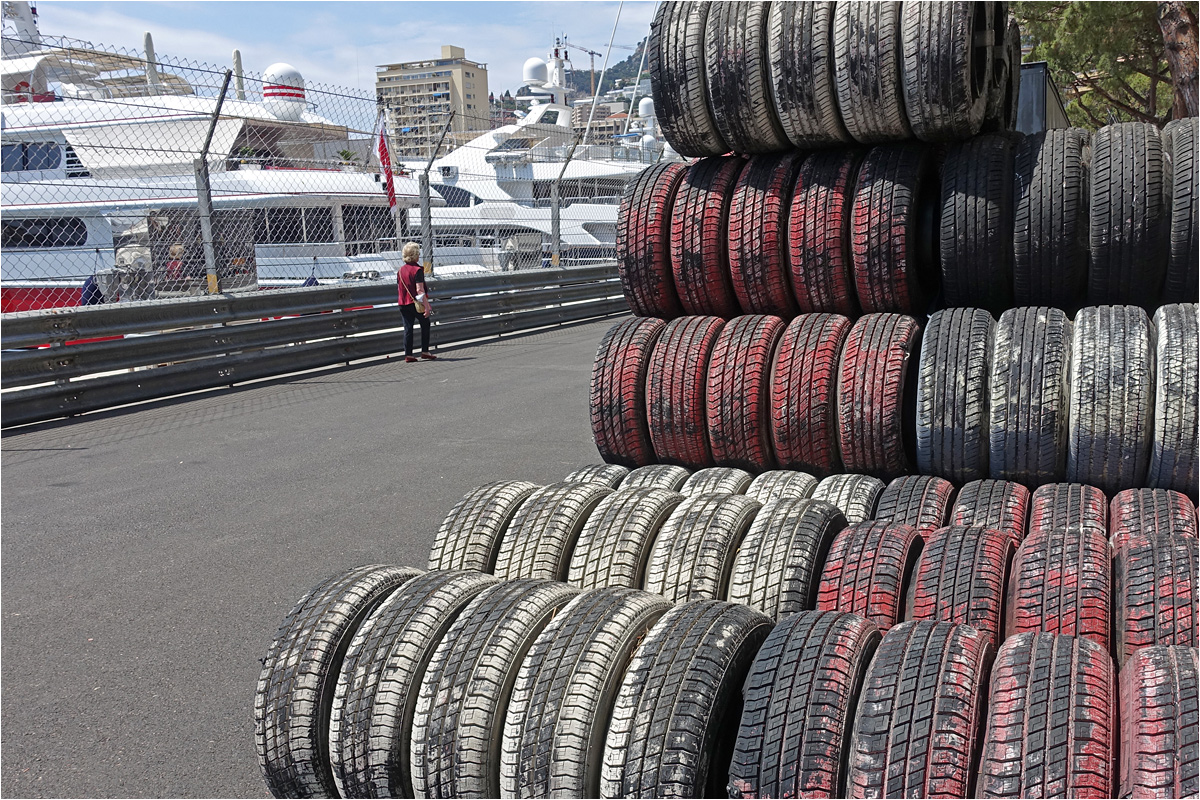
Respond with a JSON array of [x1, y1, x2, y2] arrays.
[[376, 45, 490, 161]]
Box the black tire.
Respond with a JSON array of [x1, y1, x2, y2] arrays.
[[818, 521, 923, 632], [648, 1, 728, 157], [1149, 303, 1199, 497], [590, 316, 666, 468], [951, 478, 1031, 545], [562, 463, 630, 488], [1110, 488, 1198, 549], [1006, 526, 1111, 651], [1113, 534, 1199, 667], [745, 469, 818, 504], [1163, 116, 1197, 304], [1028, 482, 1108, 540], [1119, 645, 1200, 798], [833, 2, 911, 144], [766, 1, 851, 148], [616, 162, 688, 318], [500, 587, 672, 798], [978, 632, 1116, 799], [602, 601, 773, 799], [727, 497, 847, 618], [644, 493, 760, 602], [329, 570, 498, 799], [900, 1, 992, 142], [916, 307, 995, 484], [850, 143, 939, 314], [680, 466, 753, 496], [255, 565, 424, 799], [907, 524, 1016, 650], [874, 474, 955, 533], [492, 481, 613, 581], [940, 134, 1015, 311], [409, 580, 580, 799], [566, 487, 684, 590], [428, 481, 538, 572], [989, 307, 1073, 485], [1067, 305, 1155, 494], [1089, 122, 1169, 309], [811, 473, 885, 524], [1001, 19, 1022, 131], [846, 621, 993, 798], [1013, 129, 1091, 309], [620, 463, 691, 492], [728, 611, 881, 798], [704, 1, 789, 153]]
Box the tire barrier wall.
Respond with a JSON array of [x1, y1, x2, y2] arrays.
[[255, 460, 1199, 797], [0, 265, 625, 427], [591, 304, 1199, 498], [618, 120, 1199, 319]]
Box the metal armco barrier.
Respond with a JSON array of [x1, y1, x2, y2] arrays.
[[1, 265, 625, 427]]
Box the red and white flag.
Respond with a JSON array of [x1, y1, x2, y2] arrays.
[[376, 116, 397, 216]]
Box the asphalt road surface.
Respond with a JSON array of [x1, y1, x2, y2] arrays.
[[1, 317, 617, 798]]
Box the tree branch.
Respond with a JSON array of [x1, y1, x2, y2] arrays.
[[1089, 83, 1161, 122]]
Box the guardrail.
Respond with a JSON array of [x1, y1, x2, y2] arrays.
[[1, 265, 627, 427]]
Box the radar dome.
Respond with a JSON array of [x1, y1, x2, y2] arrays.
[[523, 57, 548, 86], [638, 97, 655, 119], [262, 63, 306, 121]]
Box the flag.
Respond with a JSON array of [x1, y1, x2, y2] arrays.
[[377, 117, 397, 217]]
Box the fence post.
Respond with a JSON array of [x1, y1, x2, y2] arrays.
[[420, 113, 456, 278], [551, 136, 580, 269], [195, 69, 232, 294]]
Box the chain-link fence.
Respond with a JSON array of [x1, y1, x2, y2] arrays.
[[2, 22, 667, 313]]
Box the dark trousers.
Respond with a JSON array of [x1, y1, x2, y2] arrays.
[[399, 303, 430, 356]]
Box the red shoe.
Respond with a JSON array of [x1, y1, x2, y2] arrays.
[[420, 352, 438, 360], [405, 356, 418, 363]]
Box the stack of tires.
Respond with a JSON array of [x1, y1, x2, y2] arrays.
[[591, 303, 1198, 497], [254, 467, 1198, 797]]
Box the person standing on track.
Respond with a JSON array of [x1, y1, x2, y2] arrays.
[[398, 241, 436, 363]]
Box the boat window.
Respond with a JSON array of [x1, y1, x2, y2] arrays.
[[435, 185, 478, 208], [343, 205, 394, 254], [540, 109, 560, 125], [304, 208, 336, 243], [1, 217, 88, 249], [495, 137, 539, 152], [0, 142, 62, 172], [265, 208, 306, 244]]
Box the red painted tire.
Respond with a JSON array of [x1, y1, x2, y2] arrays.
[[846, 621, 992, 798], [706, 314, 786, 472], [817, 520, 922, 633], [874, 475, 955, 533], [1006, 527, 1112, 651], [850, 143, 938, 314], [1110, 488, 1198, 549], [728, 152, 803, 316], [906, 525, 1016, 650], [979, 633, 1116, 799], [645, 316, 725, 469], [788, 150, 862, 315], [670, 156, 745, 317], [589, 317, 666, 467], [1119, 645, 1200, 798], [836, 313, 921, 480], [1113, 534, 1199, 667], [616, 162, 688, 317], [951, 478, 1031, 545], [770, 313, 852, 476], [1028, 482, 1108, 540]]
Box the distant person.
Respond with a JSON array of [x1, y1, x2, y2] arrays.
[[398, 241, 435, 363], [80, 274, 103, 305]]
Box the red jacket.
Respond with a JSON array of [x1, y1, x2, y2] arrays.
[[398, 262, 424, 305]]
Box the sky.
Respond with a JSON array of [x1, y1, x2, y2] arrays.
[[31, 1, 657, 96]]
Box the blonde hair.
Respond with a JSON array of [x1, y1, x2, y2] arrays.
[[402, 241, 420, 262]]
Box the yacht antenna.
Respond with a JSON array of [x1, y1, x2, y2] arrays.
[[581, 1, 623, 146]]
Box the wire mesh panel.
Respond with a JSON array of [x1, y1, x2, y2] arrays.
[[2, 17, 668, 314]]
